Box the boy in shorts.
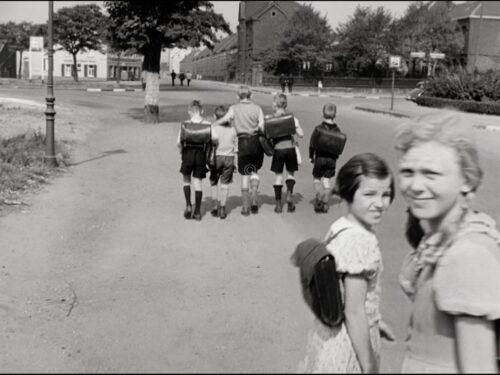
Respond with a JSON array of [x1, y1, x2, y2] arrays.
[[267, 93, 304, 213], [309, 103, 346, 213], [177, 100, 214, 221], [209, 106, 238, 219]]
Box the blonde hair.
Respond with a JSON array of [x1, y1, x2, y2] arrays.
[[322, 103, 336, 119], [273, 93, 288, 109], [394, 111, 483, 192], [237, 85, 252, 100]]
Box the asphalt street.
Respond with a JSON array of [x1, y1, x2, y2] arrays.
[[0, 81, 499, 372]]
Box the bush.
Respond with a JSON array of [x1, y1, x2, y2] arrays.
[[424, 67, 500, 103], [416, 95, 500, 115]]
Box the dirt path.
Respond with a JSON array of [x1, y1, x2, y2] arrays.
[[0, 98, 321, 372]]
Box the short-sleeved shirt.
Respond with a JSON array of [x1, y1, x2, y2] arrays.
[[225, 100, 264, 135], [212, 123, 238, 157], [324, 216, 383, 326], [400, 211, 500, 373]]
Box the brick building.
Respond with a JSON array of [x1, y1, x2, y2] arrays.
[[236, 1, 300, 85], [450, 1, 500, 72]]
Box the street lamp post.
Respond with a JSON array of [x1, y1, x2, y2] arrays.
[[44, 0, 56, 167]]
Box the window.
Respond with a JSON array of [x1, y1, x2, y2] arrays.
[[87, 64, 96, 77], [64, 64, 72, 76], [325, 63, 333, 72], [271, 11, 276, 17]]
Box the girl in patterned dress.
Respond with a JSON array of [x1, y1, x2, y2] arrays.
[[298, 152, 395, 373]]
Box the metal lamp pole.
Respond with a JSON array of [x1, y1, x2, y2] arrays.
[[45, 0, 56, 167]]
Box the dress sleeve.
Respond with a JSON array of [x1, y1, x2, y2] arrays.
[[434, 235, 500, 320], [327, 230, 380, 279]]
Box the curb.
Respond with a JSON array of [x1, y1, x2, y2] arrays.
[[87, 88, 143, 92], [252, 88, 404, 100], [354, 106, 500, 132]]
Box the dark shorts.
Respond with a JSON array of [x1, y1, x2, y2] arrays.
[[210, 155, 235, 185], [180, 147, 207, 179], [237, 134, 264, 175], [312, 156, 338, 179], [271, 147, 298, 173]]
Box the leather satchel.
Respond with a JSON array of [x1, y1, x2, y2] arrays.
[[313, 125, 347, 156], [264, 113, 296, 140], [259, 135, 274, 157], [180, 121, 211, 146]]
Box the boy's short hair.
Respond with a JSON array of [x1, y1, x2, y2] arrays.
[[237, 85, 252, 100], [323, 103, 337, 119], [214, 105, 227, 119], [188, 100, 203, 113], [274, 93, 288, 110]]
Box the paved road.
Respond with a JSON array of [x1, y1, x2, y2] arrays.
[[0, 84, 499, 372]]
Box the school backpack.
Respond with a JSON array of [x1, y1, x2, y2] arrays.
[[292, 231, 347, 328], [311, 124, 347, 157]]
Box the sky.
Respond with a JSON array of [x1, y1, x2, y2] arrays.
[[0, 1, 412, 32]]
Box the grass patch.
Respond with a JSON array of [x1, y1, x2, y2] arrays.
[[0, 129, 71, 207]]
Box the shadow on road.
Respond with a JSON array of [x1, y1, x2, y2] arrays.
[[68, 149, 127, 166]]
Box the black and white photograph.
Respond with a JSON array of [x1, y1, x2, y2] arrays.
[[0, 1, 499, 373]]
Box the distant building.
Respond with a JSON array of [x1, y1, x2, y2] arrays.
[[236, 1, 300, 84], [449, 1, 500, 72], [160, 48, 191, 79], [14, 44, 142, 81]]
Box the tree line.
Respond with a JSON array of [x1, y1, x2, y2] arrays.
[[0, 0, 465, 123]]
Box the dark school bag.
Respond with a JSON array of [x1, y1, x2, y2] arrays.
[[180, 121, 211, 147], [312, 125, 347, 157], [292, 229, 348, 328], [264, 113, 296, 140]]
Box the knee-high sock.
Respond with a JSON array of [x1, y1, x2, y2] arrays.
[[194, 191, 202, 214], [286, 179, 295, 202], [273, 184, 283, 202], [183, 185, 191, 206]]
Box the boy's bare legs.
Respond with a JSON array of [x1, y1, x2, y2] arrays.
[[321, 177, 331, 213], [313, 178, 323, 212], [192, 177, 203, 221], [241, 175, 250, 216], [210, 183, 219, 217], [183, 175, 192, 219], [285, 172, 296, 212], [273, 173, 283, 213], [249, 173, 260, 214], [219, 184, 229, 219]]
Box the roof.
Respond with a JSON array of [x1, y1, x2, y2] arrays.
[[213, 33, 237, 54], [450, 1, 500, 20], [239, 1, 300, 21]]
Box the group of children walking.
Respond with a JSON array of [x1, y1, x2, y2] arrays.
[[177, 85, 346, 221]]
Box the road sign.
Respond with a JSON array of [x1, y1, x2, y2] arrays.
[[389, 55, 401, 69], [410, 51, 426, 58], [429, 52, 445, 59]]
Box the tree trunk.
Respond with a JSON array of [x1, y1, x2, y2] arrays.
[[17, 50, 23, 79], [142, 36, 162, 124], [116, 53, 121, 84], [72, 53, 78, 82]]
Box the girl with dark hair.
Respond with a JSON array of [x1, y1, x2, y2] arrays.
[[298, 152, 395, 373]]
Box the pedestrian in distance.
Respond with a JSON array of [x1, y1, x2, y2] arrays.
[[395, 112, 500, 373], [279, 73, 287, 93], [298, 152, 396, 373], [186, 71, 192, 87], [265, 93, 304, 213], [170, 70, 177, 86], [309, 102, 347, 213], [212, 85, 265, 216], [209, 105, 238, 219], [179, 72, 186, 86], [177, 100, 215, 221], [287, 73, 294, 93]]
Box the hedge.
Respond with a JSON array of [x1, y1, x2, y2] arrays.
[[416, 95, 500, 116]]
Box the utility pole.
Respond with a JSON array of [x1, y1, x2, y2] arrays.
[[44, 0, 56, 167]]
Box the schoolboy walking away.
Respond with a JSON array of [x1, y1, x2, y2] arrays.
[[264, 93, 304, 213], [209, 105, 238, 219], [177, 100, 214, 221], [309, 103, 347, 213], [212, 85, 265, 216]]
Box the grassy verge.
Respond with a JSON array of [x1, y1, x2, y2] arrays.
[[0, 105, 72, 210]]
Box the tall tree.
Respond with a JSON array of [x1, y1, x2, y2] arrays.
[[395, 1, 464, 76], [259, 4, 335, 77], [105, 1, 231, 123], [336, 5, 397, 77], [0, 21, 46, 78], [53, 4, 106, 82]]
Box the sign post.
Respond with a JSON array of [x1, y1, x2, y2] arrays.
[[389, 56, 401, 111], [45, 0, 56, 167]]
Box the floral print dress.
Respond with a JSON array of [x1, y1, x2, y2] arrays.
[[297, 216, 383, 373]]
